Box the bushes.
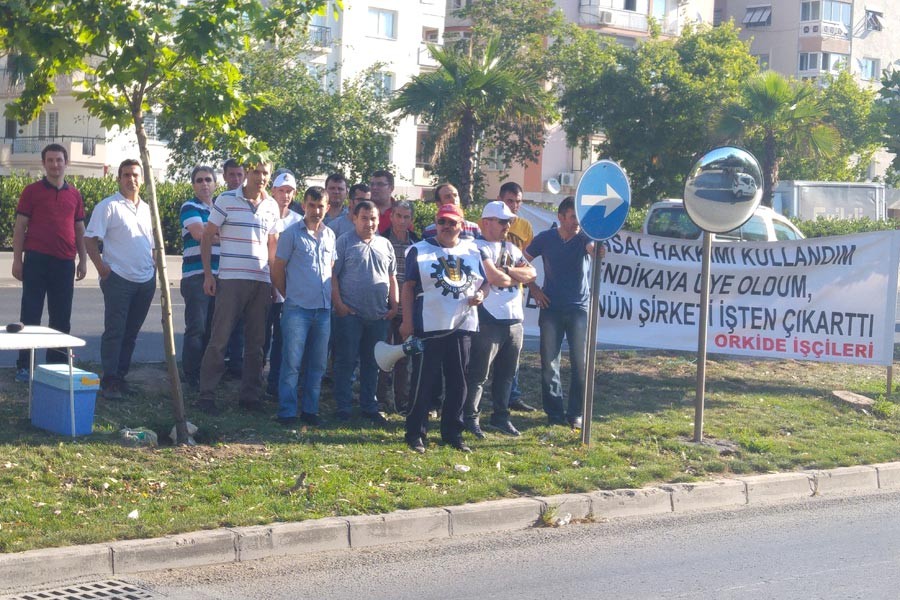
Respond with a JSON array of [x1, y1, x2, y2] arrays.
[[795, 216, 900, 238], [0, 174, 195, 254]]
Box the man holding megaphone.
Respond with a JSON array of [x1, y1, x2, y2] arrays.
[[400, 204, 490, 453]]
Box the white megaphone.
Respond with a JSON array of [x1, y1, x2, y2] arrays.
[[375, 337, 425, 372]]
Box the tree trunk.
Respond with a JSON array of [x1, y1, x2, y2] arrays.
[[133, 109, 190, 445], [458, 112, 476, 206], [762, 132, 778, 208]]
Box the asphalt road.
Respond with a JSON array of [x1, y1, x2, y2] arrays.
[[0, 284, 184, 368], [125, 490, 900, 600]]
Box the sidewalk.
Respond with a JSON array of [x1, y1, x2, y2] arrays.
[[2, 462, 900, 593]]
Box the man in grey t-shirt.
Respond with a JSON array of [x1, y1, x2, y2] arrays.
[[332, 200, 398, 424]]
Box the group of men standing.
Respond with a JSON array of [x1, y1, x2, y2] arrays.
[[12, 145, 598, 454]]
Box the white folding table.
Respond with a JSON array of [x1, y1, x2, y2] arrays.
[[0, 326, 87, 436]]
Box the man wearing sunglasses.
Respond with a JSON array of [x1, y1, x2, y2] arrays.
[[179, 165, 219, 389], [463, 201, 536, 439], [401, 204, 490, 453]]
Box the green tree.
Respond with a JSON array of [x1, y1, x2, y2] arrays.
[[780, 71, 880, 182], [556, 23, 758, 206], [717, 71, 840, 207], [163, 39, 395, 183], [390, 37, 551, 205], [0, 0, 327, 442], [878, 69, 900, 176]]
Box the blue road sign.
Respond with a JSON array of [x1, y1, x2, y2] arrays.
[[574, 160, 631, 241]]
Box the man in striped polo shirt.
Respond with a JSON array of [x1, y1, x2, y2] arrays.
[[198, 161, 280, 414], [179, 165, 219, 389]]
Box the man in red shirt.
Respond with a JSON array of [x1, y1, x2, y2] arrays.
[[11, 143, 87, 381]]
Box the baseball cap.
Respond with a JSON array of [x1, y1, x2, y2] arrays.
[[481, 201, 517, 221], [272, 172, 297, 189], [436, 203, 465, 222]]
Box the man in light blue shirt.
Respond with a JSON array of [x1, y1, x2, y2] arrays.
[[271, 186, 336, 426]]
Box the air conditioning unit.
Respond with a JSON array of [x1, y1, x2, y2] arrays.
[[598, 10, 613, 25], [559, 172, 576, 187]]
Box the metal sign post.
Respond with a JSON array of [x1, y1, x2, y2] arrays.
[[682, 147, 764, 442], [574, 160, 631, 446]]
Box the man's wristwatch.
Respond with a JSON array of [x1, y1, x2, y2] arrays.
[[503, 265, 510, 275]]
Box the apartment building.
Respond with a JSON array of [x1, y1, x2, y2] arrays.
[[0, 64, 170, 179], [1, 1, 444, 194], [715, 0, 899, 177], [274, 0, 445, 196], [444, 0, 715, 201], [714, 0, 896, 87]]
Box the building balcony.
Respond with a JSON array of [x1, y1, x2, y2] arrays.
[[308, 25, 332, 48], [799, 20, 850, 40], [0, 136, 106, 173], [0, 70, 80, 98], [579, 6, 648, 33], [418, 43, 439, 68]]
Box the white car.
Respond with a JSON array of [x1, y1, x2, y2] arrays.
[[731, 173, 758, 198], [642, 199, 805, 242]]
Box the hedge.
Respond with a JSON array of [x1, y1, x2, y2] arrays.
[[3, 173, 894, 253], [0, 174, 193, 254]]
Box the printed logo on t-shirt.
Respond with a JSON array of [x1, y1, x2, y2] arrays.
[[430, 255, 475, 299]]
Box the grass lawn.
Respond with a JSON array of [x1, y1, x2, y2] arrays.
[[1, 349, 898, 553]]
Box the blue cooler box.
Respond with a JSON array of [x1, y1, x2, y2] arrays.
[[31, 364, 100, 436]]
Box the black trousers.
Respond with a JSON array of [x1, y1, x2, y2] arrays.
[[405, 331, 471, 444], [17, 250, 76, 368]]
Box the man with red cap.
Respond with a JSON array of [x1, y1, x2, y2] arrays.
[[401, 204, 490, 453]]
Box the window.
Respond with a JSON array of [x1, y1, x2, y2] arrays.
[[859, 57, 880, 81], [752, 53, 770, 70], [423, 27, 439, 43], [624, 0, 637, 11], [375, 71, 394, 98], [800, 1, 820, 21], [369, 8, 397, 40], [35, 111, 58, 138], [449, 0, 469, 11], [5, 118, 17, 139], [865, 10, 883, 31], [306, 63, 329, 90], [799, 52, 820, 71], [822, 0, 850, 26], [142, 113, 158, 140], [482, 147, 503, 171], [822, 52, 848, 73], [742, 5, 771, 27]]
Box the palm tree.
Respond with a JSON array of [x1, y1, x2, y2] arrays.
[[390, 37, 547, 205], [717, 71, 840, 207]]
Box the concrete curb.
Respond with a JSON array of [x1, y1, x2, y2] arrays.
[[2, 462, 897, 592]]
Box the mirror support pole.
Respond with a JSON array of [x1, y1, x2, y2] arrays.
[[694, 232, 712, 443]]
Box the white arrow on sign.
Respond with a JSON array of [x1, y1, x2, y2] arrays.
[[581, 184, 624, 216]]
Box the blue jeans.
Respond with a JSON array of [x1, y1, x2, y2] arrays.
[[333, 314, 387, 415], [539, 307, 588, 421], [278, 305, 330, 418], [99, 271, 156, 386], [180, 275, 214, 383]]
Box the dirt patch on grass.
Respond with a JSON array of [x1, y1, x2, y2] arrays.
[[170, 442, 272, 461]]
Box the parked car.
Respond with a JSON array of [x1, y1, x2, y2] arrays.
[[642, 199, 805, 242], [731, 173, 758, 198]]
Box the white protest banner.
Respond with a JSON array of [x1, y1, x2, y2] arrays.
[[523, 228, 900, 366]]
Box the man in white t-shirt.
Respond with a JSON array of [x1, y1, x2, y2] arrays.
[[263, 171, 304, 396], [84, 159, 156, 401], [464, 201, 536, 438], [198, 161, 280, 414]]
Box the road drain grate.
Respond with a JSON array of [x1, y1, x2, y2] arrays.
[[1, 580, 160, 600]]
